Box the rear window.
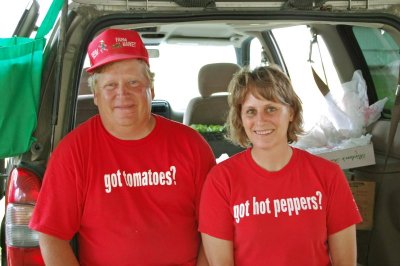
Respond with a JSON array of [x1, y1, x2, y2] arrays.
[[353, 26, 399, 115]]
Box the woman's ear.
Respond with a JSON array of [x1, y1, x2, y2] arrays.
[[289, 107, 294, 122]]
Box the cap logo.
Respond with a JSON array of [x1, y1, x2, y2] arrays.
[[90, 40, 108, 60], [86, 29, 149, 72], [91, 37, 137, 60], [114, 37, 137, 48], [99, 40, 108, 52]]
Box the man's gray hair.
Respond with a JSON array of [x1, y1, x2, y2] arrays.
[[87, 60, 155, 93]]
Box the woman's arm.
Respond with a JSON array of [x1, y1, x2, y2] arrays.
[[201, 233, 234, 266], [39, 233, 80, 266], [328, 225, 357, 266], [196, 242, 209, 266]]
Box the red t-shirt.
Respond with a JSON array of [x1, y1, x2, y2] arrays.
[[30, 115, 215, 265], [199, 148, 362, 266]]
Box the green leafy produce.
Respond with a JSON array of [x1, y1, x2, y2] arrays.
[[190, 124, 225, 133]]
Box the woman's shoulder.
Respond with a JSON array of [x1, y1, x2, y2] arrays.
[[296, 149, 342, 180], [294, 147, 340, 169], [204, 150, 248, 187], [210, 149, 248, 172]]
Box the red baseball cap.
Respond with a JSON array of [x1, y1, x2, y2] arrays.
[[86, 29, 149, 73]]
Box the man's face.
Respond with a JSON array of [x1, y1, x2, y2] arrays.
[[94, 59, 154, 135]]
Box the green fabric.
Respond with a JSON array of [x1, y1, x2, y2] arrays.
[[0, 0, 63, 158], [0, 37, 45, 158], [36, 0, 64, 39]]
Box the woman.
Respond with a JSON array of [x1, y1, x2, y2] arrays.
[[199, 65, 362, 266]]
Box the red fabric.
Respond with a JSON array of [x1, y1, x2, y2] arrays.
[[86, 29, 149, 72], [30, 115, 215, 265], [199, 148, 362, 266]]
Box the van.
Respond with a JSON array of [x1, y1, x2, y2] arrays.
[[1, 0, 399, 265]]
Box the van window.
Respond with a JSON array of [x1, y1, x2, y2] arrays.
[[0, 0, 54, 37], [150, 43, 237, 111], [81, 42, 237, 112], [0, 0, 30, 36], [249, 37, 263, 68], [272, 25, 342, 132], [352, 26, 399, 114]]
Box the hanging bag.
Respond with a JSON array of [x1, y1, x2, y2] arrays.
[[0, 0, 63, 158]]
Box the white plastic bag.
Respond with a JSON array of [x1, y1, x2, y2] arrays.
[[295, 70, 387, 149], [341, 70, 388, 135]]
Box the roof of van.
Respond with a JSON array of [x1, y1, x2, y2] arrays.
[[70, 0, 400, 13]]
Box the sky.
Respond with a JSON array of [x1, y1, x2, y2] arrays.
[[0, 0, 52, 37]]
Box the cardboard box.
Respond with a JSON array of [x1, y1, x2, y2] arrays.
[[315, 143, 375, 169], [349, 181, 376, 230]]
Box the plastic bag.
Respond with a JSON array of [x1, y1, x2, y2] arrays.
[[295, 70, 387, 149], [342, 70, 388, 131]]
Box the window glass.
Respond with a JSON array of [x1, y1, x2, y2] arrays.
[[150, 43, 237, 111], [353, 26, 399, 112], [0, 0, 57, 37], [81, 43, 237, 112], [0, 0, 31, 37], [249, 38, 263, 69], [272, 25, 342, 132]]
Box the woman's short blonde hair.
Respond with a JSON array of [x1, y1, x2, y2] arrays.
[[226, 65, 304, 147], [87, 60, 155, 93]]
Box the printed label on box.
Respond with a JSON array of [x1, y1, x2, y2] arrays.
[[316, 143, 375, 169]]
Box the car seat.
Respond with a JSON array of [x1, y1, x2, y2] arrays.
[[183, 62, 244, 158], [183, 62, 240, 125]]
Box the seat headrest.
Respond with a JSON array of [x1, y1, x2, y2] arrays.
[[198, 63, 240, 97]]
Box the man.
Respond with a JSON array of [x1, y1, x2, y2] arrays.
[[29, 28, 215, 265]]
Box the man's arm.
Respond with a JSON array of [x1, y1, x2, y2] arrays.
[[201, 233, 234, 266], [328, 225, 357, 266], [39, 233, 80, 266]]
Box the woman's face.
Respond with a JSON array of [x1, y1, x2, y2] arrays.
[[241, 91, 293, 151]]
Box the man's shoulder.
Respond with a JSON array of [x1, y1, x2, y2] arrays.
[[155, 115, 214, 157], [156, 115, 200, 137], [57, 115, 99, 147]]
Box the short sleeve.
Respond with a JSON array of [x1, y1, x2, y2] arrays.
[[326, 165, 363, 235], [199, 166, 234, 240], [29, 137, 83, 240]]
